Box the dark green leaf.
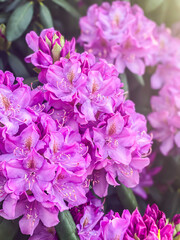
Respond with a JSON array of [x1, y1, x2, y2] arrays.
[[162, 190, 180, 218], [56, 210, 79, 240], [0, 219, 19, 240], [13, 228, 29, 240], [148, 186, 163, 205], [116, 184, 138, 213], [39, 2, 53, 28], [6, 1, 34, 41], [0, 13, 9, 23], [51, 0, 80, 18], [8, 53, 29, 78]]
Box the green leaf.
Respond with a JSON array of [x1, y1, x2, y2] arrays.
[[39, 2, 53, 28], [0, 219, 19, 240], [56, 210, 80, 240], [8, 53, 29, 78], [6, 1, 34, 41], [116, 184, 138, 213], [135, 0, 164, 13], [162, 190, 180, 218], [51, 0, 80, 18]]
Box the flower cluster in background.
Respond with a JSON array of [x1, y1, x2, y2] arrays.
[[148, 25, 180, 156], [78, 0, 180, 157], [78, 1, 158, 75]]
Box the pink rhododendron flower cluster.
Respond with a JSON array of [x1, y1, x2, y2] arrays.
[[150, 25, 180, 90], [0, 27, 152, 236], [71, 197, 176, 240], [148, 81, 180, 156], [25, 28, 152, 197], [148, 25, 180, 156], [78, 1, 158, 75]]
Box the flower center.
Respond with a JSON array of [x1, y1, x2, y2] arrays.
[[1, 94, 11, 111], [67, 71, 75, 84], [108, 123, 116, 136]]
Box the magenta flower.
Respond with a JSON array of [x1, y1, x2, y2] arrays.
[[124, 204, 173, 240], [100, 210, 131, 240], [0, 70, 15, 88], [172, 214, 180, 238]]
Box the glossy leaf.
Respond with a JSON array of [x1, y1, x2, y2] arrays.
[[39, 2, 53, 28], [8, 53, 29, 78], [6, 1, 34, 41], [116, 184, 138, 213], [56, 210, 79, 240], [52, 0, 80, 18]]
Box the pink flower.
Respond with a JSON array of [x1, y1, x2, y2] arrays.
[[78, 1, 158, 75], [148, 81, 180, 155]]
